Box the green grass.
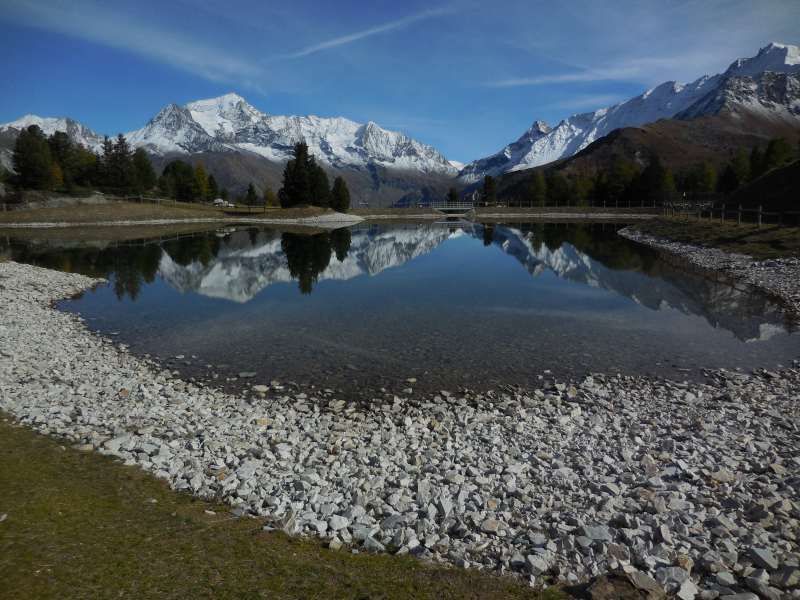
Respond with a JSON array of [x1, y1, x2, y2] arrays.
[[0, 415, 563, 600], [630, 217, 800, 260]]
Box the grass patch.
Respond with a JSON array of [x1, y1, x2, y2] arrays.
[[630, 217, 800, 260], [0, 416, 562, 600], [0, 201, 329, 225], [475, 206, 658, 215]]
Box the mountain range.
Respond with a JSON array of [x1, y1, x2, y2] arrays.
[[1, 42, 798, 204], [154, 224, 789, 342], [458, 42, 800, 183]]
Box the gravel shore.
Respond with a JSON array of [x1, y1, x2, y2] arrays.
[[0, 211, 364, 230], [619, 227, 800, 323], [1, 260, 799, 599]]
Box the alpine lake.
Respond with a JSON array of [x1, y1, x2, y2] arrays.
[[4, 220, 799, 400]]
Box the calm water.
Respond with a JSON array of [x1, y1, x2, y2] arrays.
[[5, 222, 798, 397]]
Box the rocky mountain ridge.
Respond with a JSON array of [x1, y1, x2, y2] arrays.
[[459, 42, 800, 183]]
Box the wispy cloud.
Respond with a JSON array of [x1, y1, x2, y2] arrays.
[[3, 0, 264, 86], [283, 6, 455, 59]]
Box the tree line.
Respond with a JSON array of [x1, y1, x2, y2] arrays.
[[486, 136, 799, 207], [9, 126, 351, 212], [279, 142, 350, 212], [10, 125, 156, 194]]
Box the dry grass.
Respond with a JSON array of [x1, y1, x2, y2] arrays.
[[0, 416, 563, 600], [0, 201, 329, 225], [631, 217, 800, 260]]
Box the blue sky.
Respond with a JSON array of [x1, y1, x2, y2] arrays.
[[1, 0, 798, 162]]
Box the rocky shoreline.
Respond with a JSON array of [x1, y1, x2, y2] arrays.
[[1, 260, 799, 599], [619, 227, 800, 324]]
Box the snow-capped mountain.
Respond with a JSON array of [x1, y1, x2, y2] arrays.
[[0, 92, 456, 179], [0, 114, 106, 150], [127, 93, 456, 176], [0, 114, 106, 171], [479, 224, 790, 342], [460, 42, 800, 183], [155, 223, 790, 341], [158, 226, 453, 302]]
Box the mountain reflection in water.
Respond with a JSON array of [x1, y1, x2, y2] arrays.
[[4, 222, 797, 393]]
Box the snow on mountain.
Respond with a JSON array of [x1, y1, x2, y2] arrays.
[[459, 42, 800, 183], [0, 114, 105, 151], [0, 92, 456, 177], [158, 226, 453, 303], [156, 223, 789, 341], [126, 93, 457, 176]]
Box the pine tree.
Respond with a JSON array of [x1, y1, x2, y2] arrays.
[[309, 160, 331, 207], [482, 175, 497, 206], [527, 171, 547, 206], [132, 148, 156, 193], [279, 142, 312, 208], [330, 227, 352, 261], [245, 182, 258, 206], [111, 133, 135, 193], [194, 164, 209, 201], [330, 177, 351, 212], [160, 160, 196, 201], [447, 187, 459, 204], [207, 174, 219, 200], [764, 137, 793, 172], [546, 171, 570, 205], [13, 125, 54, 190], [750, 146, 765, 180]]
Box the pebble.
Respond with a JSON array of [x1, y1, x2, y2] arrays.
[[1, 260, 799, 595]]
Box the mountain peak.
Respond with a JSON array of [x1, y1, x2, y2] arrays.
[[529, 120, 551, 135], [725, 42, 800, 78], [459, 41, 800, 183], [185, 92, 250, 111]]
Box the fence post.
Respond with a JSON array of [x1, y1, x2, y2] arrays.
[[758, 205, 762, 228], [721, 203, 726, 223], [737, 204, 741, 226]]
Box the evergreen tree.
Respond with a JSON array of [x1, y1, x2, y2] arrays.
[[482, 224, 494, 246], [572, 175, 593, 207], [309, 160, 331, 207], [13, 125, 54, 190], [279, 142, 312, 208], [750, 145, 765, 180], [636, 155, 675, 202], [193, 164, 209, 201], [132, 148, 156, 193], [526, 171, 547, 206], [221, 188, 229, 201], [207, 174, 219, 200], [160, 160, 196, 201], [606, 158, 639, 204], [482, 175, 497, 206], [111, 133, 135, 193], [447, 187, 459, 204], [717, 150, 749, 195], [545, 171, 570, 205], [245, 182, 258, 206], [330, 227, 352, 262], [764, 137, 793, 172], [330, 177, 351, 212]]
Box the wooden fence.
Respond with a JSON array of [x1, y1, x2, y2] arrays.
[[664, 202, 800, 227]]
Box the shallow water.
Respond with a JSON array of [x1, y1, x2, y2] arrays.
[[5, 222, 798, 397]]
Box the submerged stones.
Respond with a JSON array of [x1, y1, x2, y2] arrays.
[[1, 260, 800, 597]]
